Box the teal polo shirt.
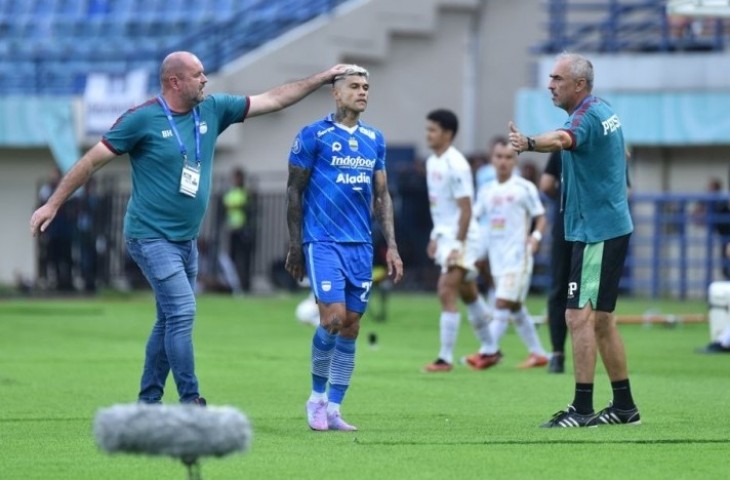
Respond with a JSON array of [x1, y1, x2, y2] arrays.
[[102, 94, 249, 240], [560, 95, 633, 243]]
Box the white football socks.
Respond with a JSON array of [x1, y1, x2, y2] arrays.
[[490, 308, 510, 345], [718, 325, 730, 348], [438, 311, 461, 364], [513, 306, 546, 356], [465, 296, 498, 355], [308, 391, 327, 403]]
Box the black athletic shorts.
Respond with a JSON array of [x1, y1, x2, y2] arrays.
[[566, 233, 631, 313]]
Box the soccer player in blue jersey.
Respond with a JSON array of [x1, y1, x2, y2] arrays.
[[30, 51, 349, 406], [509, 53, 640, 427], [286, 65, 404, 431]]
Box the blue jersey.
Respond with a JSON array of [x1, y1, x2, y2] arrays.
[[560, 95, 633, 243], [289, 114, 386, 244]]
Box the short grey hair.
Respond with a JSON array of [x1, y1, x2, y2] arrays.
[[558, 52, 594, 90]]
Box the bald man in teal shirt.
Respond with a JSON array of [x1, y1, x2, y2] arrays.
[[32, 51, 349, 405]]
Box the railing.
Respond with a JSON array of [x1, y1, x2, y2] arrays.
[[32, 176, 730, 300], [539, 193, 730, 299], [536, 0, 729, 54], [628, 193, 730, 298]]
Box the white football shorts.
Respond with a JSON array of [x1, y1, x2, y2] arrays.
[[434, 235, 481, 279], [494, 255, 534, 303]]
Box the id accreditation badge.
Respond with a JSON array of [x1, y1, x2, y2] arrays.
[[179, 164, 201, 198]]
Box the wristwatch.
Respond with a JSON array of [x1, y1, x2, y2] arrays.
[[526, 136, 536, 152]]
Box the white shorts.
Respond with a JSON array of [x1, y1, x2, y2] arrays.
[[434, 235, 481, 278], [494, 256, 534, 303], [475, 224, 490, 261]]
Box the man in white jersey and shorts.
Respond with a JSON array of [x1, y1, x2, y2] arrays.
[[423, 109, 500, 372], [474, 139, 549, 368]]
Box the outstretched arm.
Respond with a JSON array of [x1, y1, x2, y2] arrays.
[[373, 170, 403, 283], [285, 164, 311, 282], [247, 64, 350, 117], [30, 142, 116, 236], [508, 121, 572, 153]]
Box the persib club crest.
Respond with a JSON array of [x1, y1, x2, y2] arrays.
[[291, 136, 302, 154], [321, 281, 332, 292]]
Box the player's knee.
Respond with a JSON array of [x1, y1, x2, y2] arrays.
[[321, 311, 346, 334], [460, 288, 478, 304], [339, 320, 360, 339], [495, 298, 512, 310], [437, 282, 457, 302], [437, 273, 453, 289]]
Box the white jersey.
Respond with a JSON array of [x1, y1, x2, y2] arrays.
[[474, 175, 545, 276], [426, 146, 479, 240]]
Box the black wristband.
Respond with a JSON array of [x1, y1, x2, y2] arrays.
[[527, 136, 536, 151]]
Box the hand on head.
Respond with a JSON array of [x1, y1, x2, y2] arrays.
[[327, 64, 352, 83]]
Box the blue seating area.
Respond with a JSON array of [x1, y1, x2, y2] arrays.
[[0, 0, 352, 95], [536, 0, 730, 54]]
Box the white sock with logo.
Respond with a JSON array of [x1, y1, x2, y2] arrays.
[[489, 308, 510, 345], [718, 325, 730, 348], [438, 311, 461, 364], [465, 296, 498, 355], [513, 306, 546, 356]]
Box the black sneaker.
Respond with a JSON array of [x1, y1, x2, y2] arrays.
[[695, 342, 730, 354], [593, 402, 640, 426], [547, 354, 565, 374], [191, 396, 207, 407], [540, 405, 596, 428]]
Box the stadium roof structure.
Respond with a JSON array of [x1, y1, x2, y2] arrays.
[[667, 0, 730, 17]]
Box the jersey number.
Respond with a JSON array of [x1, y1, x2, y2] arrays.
[[360, 281, 373, 302]]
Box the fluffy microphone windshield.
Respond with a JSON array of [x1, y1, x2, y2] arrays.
[[94, 403, 252, 464]]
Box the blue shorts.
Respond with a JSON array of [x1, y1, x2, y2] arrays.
[[304, 242, 373, 314]]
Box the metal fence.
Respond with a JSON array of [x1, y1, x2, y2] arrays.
[[537, 0, 730, 54], [34, 177, 730, 300]]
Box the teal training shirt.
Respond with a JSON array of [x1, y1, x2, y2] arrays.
[[102, 94, 249, 240], [559, 95, 633, 243]]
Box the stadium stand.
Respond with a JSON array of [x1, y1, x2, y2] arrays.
[[0, 0, 352, 94], [536, 0, 730, 54], [2, 0, 729, 297]]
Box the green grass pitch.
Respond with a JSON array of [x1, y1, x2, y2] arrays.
[[1, 293, 728, 480]]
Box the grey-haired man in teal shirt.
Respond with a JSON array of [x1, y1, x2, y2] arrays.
[[509, 53, 639, 428]]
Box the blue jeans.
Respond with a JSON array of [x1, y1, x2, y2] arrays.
[[125, 238, 200, 403]]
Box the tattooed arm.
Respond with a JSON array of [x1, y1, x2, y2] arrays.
[[373, 170, 404, 283], [285, 164, 311, 282]]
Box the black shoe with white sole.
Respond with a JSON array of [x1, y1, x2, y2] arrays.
[[540, 405, 596, 428], [592, 402, 641, 426]]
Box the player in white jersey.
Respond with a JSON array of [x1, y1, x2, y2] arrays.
[[423, 109, 500, 372], [473, 140, 549, 368]]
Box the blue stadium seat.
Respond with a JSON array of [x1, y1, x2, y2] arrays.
[[0, 0, 355, 95]]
